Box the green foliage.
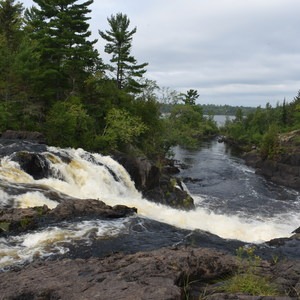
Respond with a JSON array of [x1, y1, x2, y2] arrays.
[[180, 89, 199, 106], [0, 221, 10, 232], [45, 97, 93, 148], [0, 0, 24, 50], [260, 124, 280, 159], [99, 108, 147, 151], [164, 104, 218, 148], [26, 0, 101, 101], [223, 246, 278, 296]]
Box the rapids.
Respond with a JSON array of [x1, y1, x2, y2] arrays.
[[0, 139, 299, 269]]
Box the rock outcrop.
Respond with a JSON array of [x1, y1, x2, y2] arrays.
[[243, 130, 300, 192], [114, 153, 194, 210], [0, 199, 137, 235], [1, 130, 46, 144], [243, 150, 300, 192]]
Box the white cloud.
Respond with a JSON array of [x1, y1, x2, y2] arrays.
[[21, 0, 300, 106]]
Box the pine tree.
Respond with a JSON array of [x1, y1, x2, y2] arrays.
[[99, 13, 148, 93], [0, 0, 23, 50], [180, 89, 199, 106], [26, 0, 101, 101], [0, 0, 25, 127]]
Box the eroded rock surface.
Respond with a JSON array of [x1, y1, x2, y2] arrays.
[[0, 246, 237, 300], [115, 153, 194, 210], [1, 245, 300, 299], [0, 199, 137, 235]]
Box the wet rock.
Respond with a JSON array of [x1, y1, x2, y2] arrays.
[[243, 151, 300, 192], [0, 200, 136, 235], [115, 153, 195, 210], [114, 153, 160, 191], [0, 205, 50, 234], [292, 226, 300, 234], [1, 130, 46, 144], [11, 151, 52, 180], [47, 199, 137, 222], [144, 175, 194, 210]]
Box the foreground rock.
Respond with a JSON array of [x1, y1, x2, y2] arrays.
[[0, 245, 299, 299], [0, 246, 237, 300], [0, 199, 137, 235]]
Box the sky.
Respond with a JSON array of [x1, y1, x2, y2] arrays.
[[21, 0, 300, 107]]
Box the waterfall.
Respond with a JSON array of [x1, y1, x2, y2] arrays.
[[0, 145, 298, 269]]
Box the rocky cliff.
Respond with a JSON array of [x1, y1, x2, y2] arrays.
[[243, 130, 300, 191]]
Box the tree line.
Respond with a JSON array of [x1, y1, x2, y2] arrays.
[[0, 0, 219, 157], [2, 0, 298, 160], [222, 96, 300, 159]]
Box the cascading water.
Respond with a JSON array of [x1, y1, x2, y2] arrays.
[[0, 140, 299, 269]]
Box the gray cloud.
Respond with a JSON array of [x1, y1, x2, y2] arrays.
[[22, 0, 300, 106]]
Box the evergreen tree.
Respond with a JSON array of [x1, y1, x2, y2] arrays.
[[180, 89, 199, 105], [26, 0, 101, 101], [0, 0, 25, 129], [99, 13, 148, 93], [0, 0, 23, 50]]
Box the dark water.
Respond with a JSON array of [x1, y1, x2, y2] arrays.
[[174, 139, 300, 222]]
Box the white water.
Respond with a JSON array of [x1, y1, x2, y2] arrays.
[[0, 146, 299, 268]]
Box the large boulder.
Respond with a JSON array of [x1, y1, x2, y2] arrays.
[[114, 154, 160, 191], [114, 153, 194, 210], [0, 205, 50, 234], [144, 174, 194, 210], [11, 151, 52, 180]]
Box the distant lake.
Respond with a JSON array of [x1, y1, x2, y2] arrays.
[[206, 115, 235, 126]]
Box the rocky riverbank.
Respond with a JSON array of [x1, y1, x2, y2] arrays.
[[1, 131, 300, 299], [0, 245, 299, 299], [243, 130, 300, 192]]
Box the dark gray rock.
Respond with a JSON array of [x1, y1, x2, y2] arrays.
[[243, 151, 300, 192], [0, 246, 237, 300], [1, 130, 46, 144], [115, 153, 195, 210], [0, 199, 137, 236], [0, 205, 49, 234], [1, 245, 299, 299], [11, 151, 52, 180], [47, 198, 137, 222]]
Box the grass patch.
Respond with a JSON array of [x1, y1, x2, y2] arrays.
[[222, 246, 279, 296], [223, 272, 278, 296]]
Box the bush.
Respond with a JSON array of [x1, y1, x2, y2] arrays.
[[45, 96, 93, 148]]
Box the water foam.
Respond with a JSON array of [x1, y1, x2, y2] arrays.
[[0, 147, 297, 250]]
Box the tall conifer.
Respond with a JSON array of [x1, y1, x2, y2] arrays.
[[99, 13, 148, 93], [26, 0, 101, 101]]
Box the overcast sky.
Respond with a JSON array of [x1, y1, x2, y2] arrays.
[[21, 0, 300, 107]]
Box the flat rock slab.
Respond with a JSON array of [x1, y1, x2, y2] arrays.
[[0, 246, 237, 300]]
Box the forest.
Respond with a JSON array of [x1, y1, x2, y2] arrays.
[[0, 0, 300, 160]]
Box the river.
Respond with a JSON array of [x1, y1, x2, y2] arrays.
[[0, 138, 299, 269]]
